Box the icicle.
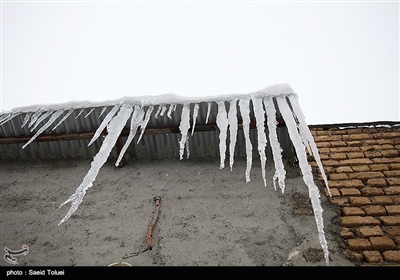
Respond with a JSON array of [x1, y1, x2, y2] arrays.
[[28, 109, 44, 128], [52, 109, 73, 131], [0, 113, 11, 125], [191, 103, 199, 136], [21, 113, 32, 128], [75, 108, 85, 119], [239, 98, 252, 182], [251, 95, 268, 187], [228, 99, 238, 171], [30, 111, 52, 132], [137, 106, 154, 143], [88, 105, 120, 146], [159, 105, 167, 116], [287, 95, 331, 196], [216, 101, 228, 169], [167, 104, 175, 119], [0, 111, 21, 126], [276, 96, 330, 265], [178, 104, 190, 160], [84, 108, 95, 118], [58, 104, 133, 226], [115, 105, 144, 167], [99, 106, 108, 117], [154, 105, 162, 119], [185, 137, 190, 159], [22, 110, 65, 149], [263, 96, 286, 193], [205, 102, 211, 124]]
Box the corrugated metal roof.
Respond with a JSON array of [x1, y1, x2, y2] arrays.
[[0, 98, 293, 161]]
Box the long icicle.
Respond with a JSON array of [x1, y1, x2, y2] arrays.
[[251, 95, 268, 187], [238, 98, 252, 182], [264, 96, 286, 193], [276, 96, 329, 265], [58, 104, 133, 226], [115, 105, 144, 167], [88, 105, 120, 146], [228, 99, 238, 171], [137, 106, 154, 143], [287, 94, 331, 196], [216, 101, 229, 169], [179, 104, 190, 160], [191, 103, 199, 136]]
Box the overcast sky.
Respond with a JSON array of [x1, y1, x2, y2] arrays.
[[1, 0, 399, 125]]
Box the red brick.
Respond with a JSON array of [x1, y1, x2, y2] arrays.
[[352, 165, 371, 172], [328, 180, 364, 189], [330, 153, 347, 160], [348, 239, 372, 251], [329, 197, 350, 207], [364, 151, 383, 159], [343, 134, 373, 141], [345, 128, 362, 134], [369, 236, 396, 252], [381, 144, 395, 150], [382, 250, 400, 263], [349, 172, 385, 180], [336, 166, 353, 173], [361, 188, 384, 197], [393, 236, 400, 246], [369, 164, 389, 171], [319, 148, 330, 154], [379, 216, 400, 226], [384, 187, 400, 195], [349, 197, 371, 206], [328, 173, 349, 180], [386, 205, 400, 215], [381, 150, 399, 158], [384, 170, 400, 177], [340, 158, 373, 165], [363, 251, 383, 263], [340, 188, 361, 197], [341, 216, 380, 227], [330, 130, 348, 135], [384, 226, 400, 236], [366, 178, 387, 187], [369, 196, 393, 205], [323, 166, 335, 174], [342, 207, 365, 216], [363, 205, 387, 216], [331, 141, 347, 147], [341, 228, 355, 239], [355, 226, 384, 238]]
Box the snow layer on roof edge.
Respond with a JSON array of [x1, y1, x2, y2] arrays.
[[0, 83, 296, 115]]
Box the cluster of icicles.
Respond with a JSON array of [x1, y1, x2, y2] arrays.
[[0, 88, 332, 265]]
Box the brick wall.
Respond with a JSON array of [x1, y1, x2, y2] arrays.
[[308, 125, 400, 266]]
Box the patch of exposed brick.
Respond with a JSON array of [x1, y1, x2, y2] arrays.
[[309, 125, 400, 266]]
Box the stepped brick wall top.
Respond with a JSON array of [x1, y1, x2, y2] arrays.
[[308, 125, 400, 266]]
